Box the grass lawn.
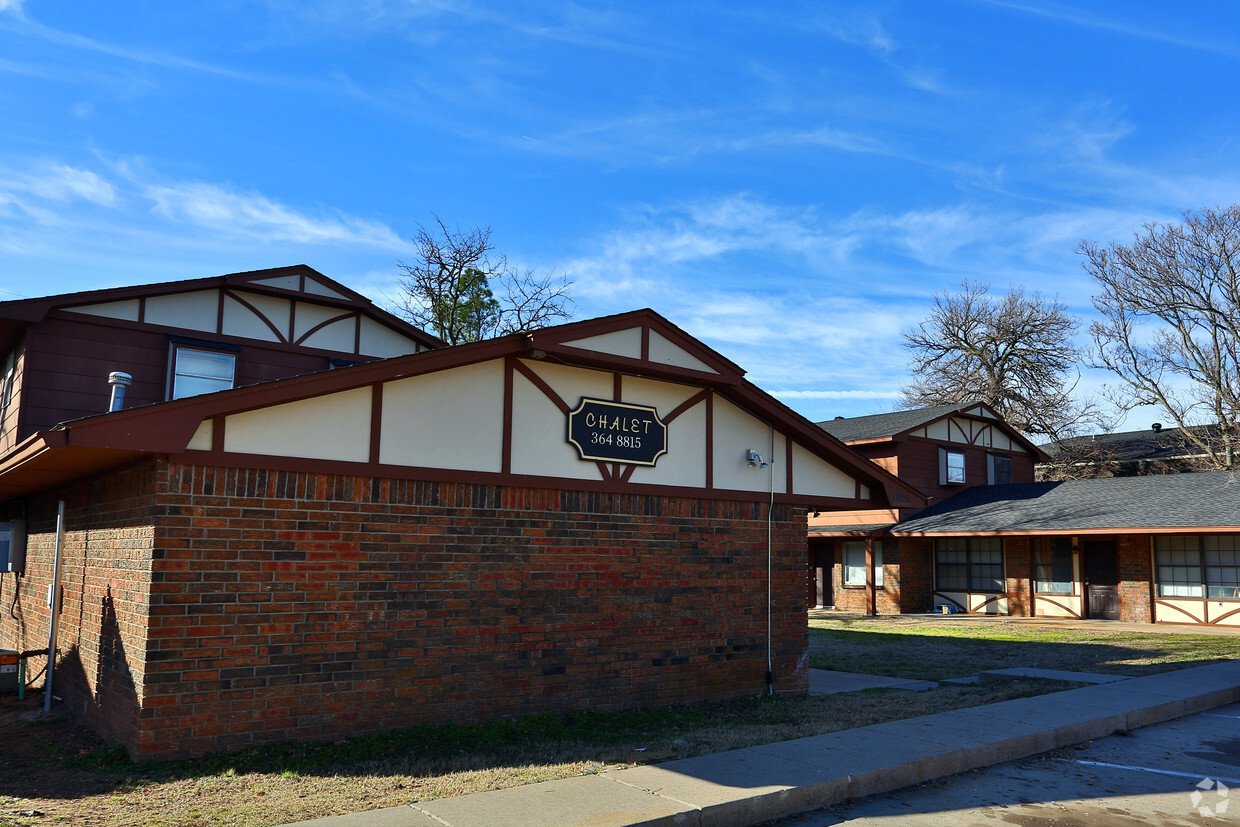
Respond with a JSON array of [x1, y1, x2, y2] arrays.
[[809, 613, 1240, 681], [8, 614, 1236, 826], [7, 679, 1067, 827]]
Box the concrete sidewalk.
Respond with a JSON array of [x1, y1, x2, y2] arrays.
[[284, 660, 1240, 827]]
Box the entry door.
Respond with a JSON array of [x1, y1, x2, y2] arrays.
[[1083, 541, 1120, 620], [808, 546, 832, 608]]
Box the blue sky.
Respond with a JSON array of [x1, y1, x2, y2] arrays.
[[3, 1, 1239, 426]]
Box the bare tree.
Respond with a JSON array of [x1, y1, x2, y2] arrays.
[[900, 281, 1098, 439], [1080, 206, 1240, 469], [396, 218, 572, 345]]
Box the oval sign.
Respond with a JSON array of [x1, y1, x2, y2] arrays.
[[567, 398, 668, 467]]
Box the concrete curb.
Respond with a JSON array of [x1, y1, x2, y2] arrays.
[[283, 660, 1240, 827]]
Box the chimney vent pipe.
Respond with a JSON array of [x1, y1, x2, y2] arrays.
[[108, 371, 133, 412]]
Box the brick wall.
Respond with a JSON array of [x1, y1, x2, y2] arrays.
[[0, 461, 159, 749], [825, 538, 932, 615], [12, 459, 809, 759], [1003, 537, 1032, 617], [1117, 534, 1152, 623]]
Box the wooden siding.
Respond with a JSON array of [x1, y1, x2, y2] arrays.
[[847, 429, 1036, 505], [12, 313, 378, 441]]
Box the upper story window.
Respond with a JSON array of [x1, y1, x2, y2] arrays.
[[939, 448, 966, 485], [987, 454, 1012, 485], [0, 351, 16, 416], [170, 345, 236, 399]]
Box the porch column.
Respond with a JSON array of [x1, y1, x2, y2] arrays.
[[865, 536, 877, 616]]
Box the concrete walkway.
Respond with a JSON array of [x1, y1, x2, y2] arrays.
[[284, 660, 1240, 827], [807, 668, 936, 694]]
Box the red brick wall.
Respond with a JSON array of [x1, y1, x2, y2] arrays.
[[1003, 537, 1032, 617], [1117, 534, 1153, 623], [824, 538, 933, 615], [11, 459, 809, 759], [0, 461, 160, 749]]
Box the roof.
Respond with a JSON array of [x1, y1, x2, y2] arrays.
[[0, 307, 925, 510], [892, 471, 1240, 535], [1043, 425, 1224, 463], [0, 264, 443, 353], [816, 403, 968, 442], [808, 523, 895, 536]]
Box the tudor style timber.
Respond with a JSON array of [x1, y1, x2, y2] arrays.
[[0, 294, 921, 759], [808, 403, 1240, 627], [0, 265, 440, 454], [807, 403, 1044, 613]]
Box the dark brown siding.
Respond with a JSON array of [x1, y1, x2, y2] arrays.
[[15, 314, 375, 439], [851, 437, 1038, 506]]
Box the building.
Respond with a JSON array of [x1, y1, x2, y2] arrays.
[[0, 272, 920, 759], [1041, 423, 1235, 478], [808, 403, 1044, 613], [891, 472, 1240, 624], [809, 404, 1240, 626], [0, 264, 441, 455]]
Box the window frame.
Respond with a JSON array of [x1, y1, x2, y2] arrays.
[[1033, 537, 1074, 594], [987, 453, 1012, 485], [1156, 535, 1240, 600], [168, 340, 238, 400], [0, 350, 16, 416], [842, 540, 883, 588], [940, 448, 967, 485], [934, 537, 1004, 593]]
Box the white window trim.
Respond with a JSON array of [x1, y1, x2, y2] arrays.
[[842, 541, 883, 587], [939, 447, 966, 485], [168, 343, 237, 400]]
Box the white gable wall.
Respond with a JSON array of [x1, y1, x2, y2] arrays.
[[194, 354, 876, 505], [380, 361, 504, 472]]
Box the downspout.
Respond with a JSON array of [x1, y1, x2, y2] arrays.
[[44, 499, 65, 713]]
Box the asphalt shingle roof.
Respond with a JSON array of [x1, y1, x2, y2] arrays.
[[892, 471, 1240, 534], [1042, 425, 1223, 463], [816, 403, 971, 443]]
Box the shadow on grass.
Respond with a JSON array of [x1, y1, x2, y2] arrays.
[[1, 677, 1072, 805], [808, 615, 1240, 681]]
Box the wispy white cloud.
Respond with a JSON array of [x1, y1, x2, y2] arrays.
[[0, 162, 118, 226], [970, 0, 1240, 59], [143, 181, 404, 248], [0, 0, 24, 15], [815, 9, 946, 93], [0, 14, 255, 79]]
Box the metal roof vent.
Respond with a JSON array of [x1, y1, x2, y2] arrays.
[[1152, 422, 1163, 432], [108, 371, 133, 412]]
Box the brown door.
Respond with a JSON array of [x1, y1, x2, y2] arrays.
[[1083, 540, 1120, 620], [808, 545, 832, 608]]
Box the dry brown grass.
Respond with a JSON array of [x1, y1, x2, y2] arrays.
[[7, 614, 1230, 827], [3, 680, 1067, 827]]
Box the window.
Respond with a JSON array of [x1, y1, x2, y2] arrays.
[[988, 454, 1012, 485], [935, 538, 1003, 592], [170, 346, 235, 399], [1034, 538, 1074, 594], [1157, 536, 1240, 599], [1205, 536, 1240, 598], [0, 351, 15, 415], [940, 448, 966, 485], [842, 541, 883, 587]]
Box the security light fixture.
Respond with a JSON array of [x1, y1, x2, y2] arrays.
[[746, 449, 768, 468]]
